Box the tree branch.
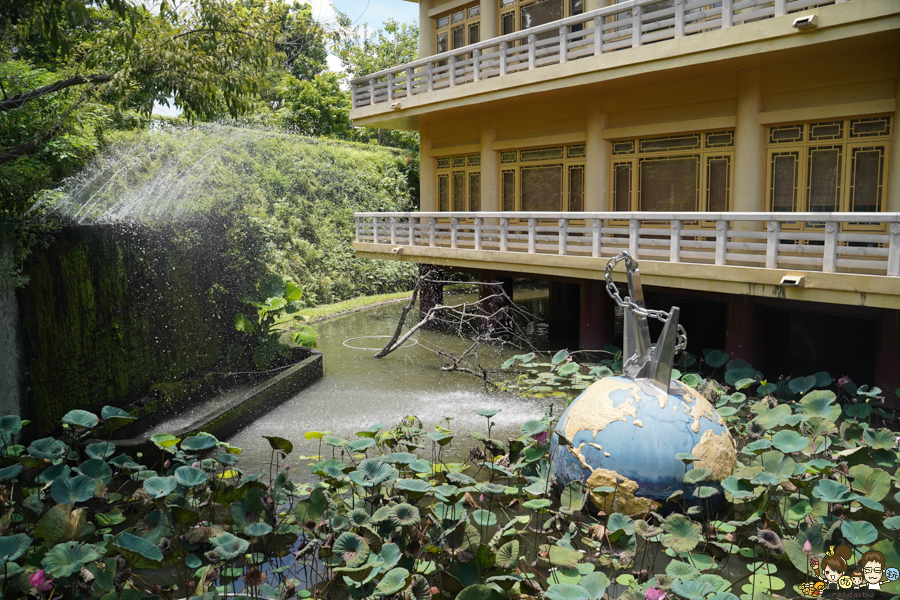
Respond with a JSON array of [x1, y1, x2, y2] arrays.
[[0, 74, 113, 113], [0, 92, 89, 166]]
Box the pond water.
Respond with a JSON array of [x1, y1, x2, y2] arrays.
[[227, 285, 571, 477]]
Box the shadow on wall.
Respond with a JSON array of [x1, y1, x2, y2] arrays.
[[0, 226, 25, 417]]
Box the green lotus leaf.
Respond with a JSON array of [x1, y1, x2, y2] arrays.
[[261, 435, 293, 454], [100, 406, 136, 423], [409, 459, 433, 473], [28, 437, 66, 460], [181, 436, 217, 451], [185, 553, 202, 569], [545, 584, 590, 600], [408, 574, 431, 600], [560, 481, 586, 512], [789, 376, 817, 395], [174, 466, 207, 487], [0, 534, 32, 564], [51, 473, 95, 504], [771, 430, 809, 453], [557, 363, 580, 377], [672, 579, 716, 600], [474, 409, 500, 418], [335, 560, 383, 583], [41, 541, 104, 578], [211, 532, 250, 560], [353, 458, 393, 487], [577, 572, 610, 600], [725, 367, 757, 386], [62, 409, 99, 429], [115, 531, 163, 568], [246, 522, 273, 537], [607, 513, 635, 535], [666, 560, 700, 581], [389, 503, 421, 527], [383, 452, 417, 464], [786, 499, 812, 523], [78, 458, 112, 484], [433, 502, 465, 521], [525, 445, 547, 462], [885, 516, 900, 530], [427, 432, 453, 446], [841, 520, 878, 545], [661, 514, 702, 553], [344, 508, 369, 528], [694, 486, 720, 499], [0, 415, 22, 441], [864, 427, 895, 450], [742, 439, 773, 454], [150, 434, 180, 449], [334, 532, 370, 567], [720, 476, 755, 501], [447, 472, 476, 486], [812, 479, 856, 503], [848, 464, 890, 501], [683, 467, 712, 484], [856, 496, 884, 512], [675, 453, 699, 464], [703, 350, 728, 368], [375, 567, 411, 596], [347, 438, 376, 453], [394, 479, 433, 497], [323, 435, 349, 448], [797, 390, 841, 420], [496, 540, 519, 569], [0, 464, 22, 482], [379, 542, 401, 571], [749, 472, 781, 486], [471, 509, 497, 527], [759, 450, 795, 478], [548, 545, 582, 568], [524, 499, 552, 511], [215, 453, 240, 466]]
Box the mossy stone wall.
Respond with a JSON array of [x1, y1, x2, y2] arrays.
[[18, 224, 229, 433]]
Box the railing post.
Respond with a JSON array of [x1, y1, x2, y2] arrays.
[[409, 217, 416, 246], [500, 42, 508, 76], [632, 6, 643, 48], [369, 78, 376, 106], [670, 219, 682, 263], [449, 55, 457, 87], [427, 62, 434, 93], [528, 35, 536, 71], [390, 217, 397, 244], [528, 218, 537, 253], [355, 216, 361, 242], [474, 217, 483, 250], [429, 217, 437, 247], [823, 222, 838, 273], [629, 219, 640, 258], [774, 0, 786, 17], [592, 218, 601, 258], [450, 217, 459, 249], [473, 49, 482, 82], [766, 221, 781, 269], [559, 26, 568, 64], [715, 221, 727, 265], [373, 216, 380, 244], [593, 16, 603, 56], [387, 72, 395, 102], [406, 68, 414, 98], [674, 0, 685, 38], [559, 218, 569, 255], [888, 223, 900, 276], [500, 217, 509, 252], [721, 0, 733, 28]]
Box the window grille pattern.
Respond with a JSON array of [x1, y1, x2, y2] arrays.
[[435, 153, 481, 212]]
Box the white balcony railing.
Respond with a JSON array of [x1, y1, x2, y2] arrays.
[[354, 212, 900, 277], [350, 0, 851, 109]]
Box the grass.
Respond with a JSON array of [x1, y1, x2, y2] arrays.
[[300, 290, 415, 323]]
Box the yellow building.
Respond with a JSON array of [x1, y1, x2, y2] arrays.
[[350, 0, 900, 397]]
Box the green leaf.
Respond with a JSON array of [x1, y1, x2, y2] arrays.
[[496, 540, 519, 568], [185, 554, 202, 569], [661, 514, 702, 553], [521, 420, 548, 437], [694, 486, 720, 499], [864, 428, 895, 450], [394, 479, 433, 497], [181, 436, 217, 451], [150, 433, 180, 448], [211, 532, 250, 560], [546, 584, 591, 600], [472, 509, 497, 527], [578, 572, 610, 600], [28, 437, 66, 460], [174, 466, 207, 487], [848, 464, 891, 502], [475, 409, 500, 418], [78, 459, 112, 484], [0, 464, 22, 482], [607, 513, 635, 535], [548, 545, 582, 568], [86, 442, 116, 459], [263, 436, 293, 454], [789, 376, 817, 395], [100, 406, 136, 423], [771, 430, 809, 453], [389, 504, 421, 527], [347, 438, 376, 452], [379, 543, 402, 571], [552, 350, 570, 365], [705, 350, 729, 368], [675, 453, 699, 464], [41, 542, 104, 578], [0, 534, 32, 564], [62, 409, 99, 429], [524, 499, 552, 511], [797, 390, 841, 420], [812, 479, 856, 503], [666, 560, 700, 581], [684, 467, 712, 484], [560, 481, 586, 512], [725, 367, 757, 386], [885, 516, 900, 531], [235, 312, 255, 333], [246, 522, 273, 537], [682, 373, 703, 388], [375, 567, 410, 596], [841, 520, 878, 545], [115, 532, 163, 568], [672, 579, 716, 600], [51, 473, 95, 504]]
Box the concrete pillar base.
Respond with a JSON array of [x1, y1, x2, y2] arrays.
[[724, 296, 760, 367], [419, 264, 444, 322], [875, 309, 900, 407], [580, 280, 615, 350]]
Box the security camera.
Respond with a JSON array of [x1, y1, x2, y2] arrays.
[[792, 14, 817, 29], [391, 246, 404, 254], [780, 275, 806, 287], [390, 101, 402, 110]]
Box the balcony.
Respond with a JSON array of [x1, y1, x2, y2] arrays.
[[353, 211, 900, 309], [349, 0, 872, 118]]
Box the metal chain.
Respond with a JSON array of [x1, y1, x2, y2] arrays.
[[604, 253, 688, 353]]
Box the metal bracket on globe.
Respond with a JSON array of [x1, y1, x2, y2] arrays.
[[604, 252, 687, 395]]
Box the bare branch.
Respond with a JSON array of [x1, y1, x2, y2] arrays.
[[0, 74, 112, 113]]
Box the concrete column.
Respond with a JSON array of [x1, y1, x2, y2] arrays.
[[733, 69, 766, 214], [419, 264, 444, 321], [875, 308, 900, 407], [585, 100, 610, 211], [419, 0, 435, 58], [481, 0, 499, 40], [481, 113, 500, 212], [888, 54, 900, 211], [0, 226, 25, 418], [724, 295, 760, 367], [420, 124, 436, 212], [580, 279, 615, 350]]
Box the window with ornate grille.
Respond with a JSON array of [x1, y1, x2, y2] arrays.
[[435, 4, 481, 58], [493, 144, 585, 213], [435, 153, 481, 212]]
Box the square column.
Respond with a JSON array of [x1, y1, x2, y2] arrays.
[[480, 113, 500, 212], [420, 123, 436, 211], [419, 0, 435, 58], [725, 295, 761, 367], [580, 280, 615, 350], [584, 101, 610, 211], [733, 69, 766, 213]]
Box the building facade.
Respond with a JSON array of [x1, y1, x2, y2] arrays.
[[349, 0, 900, 398]]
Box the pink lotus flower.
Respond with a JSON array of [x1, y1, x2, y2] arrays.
[[164, 459, 171, 468], [837, 376, 851, 387], [29, 569, 53, 592], [285, 463, 290, 470], [192, 462, 201, 468], [803, 540, 813, 554], [646, 587, 665, 600], [533, 431, 548, 445]]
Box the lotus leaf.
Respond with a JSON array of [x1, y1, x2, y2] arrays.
[[856, 496, 885, 512], [812, 479, 856, 503], [150, 433, 180, 449], [578, 572, 610, 600], [354, 458, 394, 486], [374, 567, 410, 596], [666, 560, 700, 581], [683, 467, 712, 484], [682, 373, 703, 388], [0, 534, 31, 564], [705, 350, 729, 368], [694, 486, 720, 498], [28, 437, 66, 460], [848, 464, 890, 501], [742, 439, 773, 454], [675, 453, 699, 464], [211, 532, 250, 560], [672, 580, 716, 600], [771, 430, 809, 453], [304, 430, 330, 440], [797, 390, 841, 421], [379, 543, 401, 571], [185, 554, 202, 569], [347, 438, 376, 453], [607, 513, 635, 535], [323, 435, 349, 447], [475, 409, 500, 418], [476, 483, 505, 495], [783, 524, 824, 572], [433, 502, 465, 521], [0, 464, 22, 482], [115, 531, 163, 568], [41, 541, 104, 578], [174, 466, 207, 487], [545, 584, 590, 600], [725, 367, 757, 385], [472, 509, 497, 527], [51, 473, 95, 504], [263, 435, 293, 454], [759, 450, 795, 479], [62, 409, 99, 429], [409, 458, 433, 473], [181, 436, 217, 451], [246, 522, 273, 537], [447, 472, 477, 486], [496, 540, 519, 569], [864, 427, 895, 450], [661, 514, 702, 553], [524, 499, 552, 511], [427, 432, 453, 446], [885, 516, 900, 530], [841, 520, 878, 545], [0, 415, 22, 441], [789, 376, 817, 395], [389, 503, 421, 527]]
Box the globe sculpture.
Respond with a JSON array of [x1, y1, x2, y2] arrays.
[[550, 253, 737, 515]]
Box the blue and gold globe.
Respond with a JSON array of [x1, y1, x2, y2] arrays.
[[550, 375, 737, 514]]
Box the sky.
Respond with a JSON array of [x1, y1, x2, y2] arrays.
[[153, 0, 418, 116]]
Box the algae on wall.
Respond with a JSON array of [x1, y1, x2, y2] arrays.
[[18, 224, 234, 433], [0, 227, 25, 417]]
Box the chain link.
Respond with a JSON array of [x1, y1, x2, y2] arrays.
[[604, 253, 688, 353]]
